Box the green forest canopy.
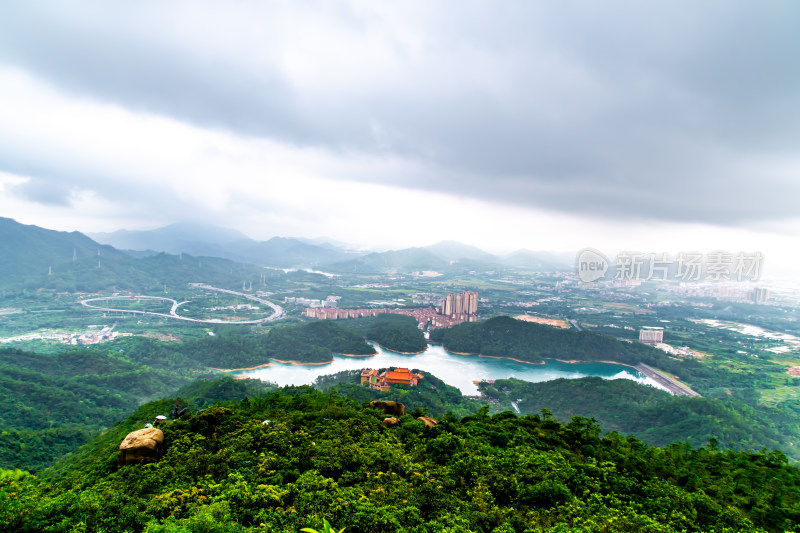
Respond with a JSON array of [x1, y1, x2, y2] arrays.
[[2, 386, 799, 532]]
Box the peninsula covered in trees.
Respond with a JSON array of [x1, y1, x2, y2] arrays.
[[430, 315, 671, 365]]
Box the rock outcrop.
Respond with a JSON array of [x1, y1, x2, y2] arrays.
[[381, 417, 401, 428], [118, 427, 164, 465], [369, 400, 405, 417], [417, 416, 438, 428]]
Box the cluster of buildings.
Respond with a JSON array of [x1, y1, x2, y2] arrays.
[[303, 306, 439, 329], [303, 290, 479, 330], [65, 329, 122, 345], [411, 293, 443, 306], [305, 307, 392, 320], [360, 368, 423, 391], [63, 325, 130, 345], [284, 295, 340, 308], [662, 284, 771, 305], [0, 324, 129, 346]]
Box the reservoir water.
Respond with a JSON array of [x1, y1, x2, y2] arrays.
[[240, 342, 666, 395]]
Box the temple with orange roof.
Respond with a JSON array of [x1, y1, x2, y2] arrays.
[[361, 368, 423, 391]]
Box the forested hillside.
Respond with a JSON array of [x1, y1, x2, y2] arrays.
[[0, 318, 411, 472], [0, 215, 285, 291], [430, 316, 710, 378], [482, 377, 800, 460], [0, 347, 195, 473], [2, 386, 799, 532], [110, 320, 376, 369], [345, 314, 427, 353]]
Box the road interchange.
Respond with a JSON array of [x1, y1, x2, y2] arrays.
[[80, 284, 284, 325]]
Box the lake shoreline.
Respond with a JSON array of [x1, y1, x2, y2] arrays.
[[209, 351, 637, 374], [443, 345, 546, 366], [215, 342, 652, 394], [336, 350, 379, 357], [271, 358, 331, 366], [441, 345, 637, 369], [477, 353, 546, 365], [211, 349, 381, 372], [552, 358, 637, 369], [369, 340, 426, 355], [209, 362, 273, 372]]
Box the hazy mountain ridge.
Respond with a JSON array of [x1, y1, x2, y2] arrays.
[[0, 219, 572, 290], [0, 218, 269, 290], [92, 222, 574, 272], [90, 222, 251, 252], [323, 241, 573, 273], [92, 223, 359, 268], [227, 236, 355, 268], [324, 247, 449, 273], [0, 217, 128, 285]]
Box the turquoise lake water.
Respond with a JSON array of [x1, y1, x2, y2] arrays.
[[240, 342, 665, 394]]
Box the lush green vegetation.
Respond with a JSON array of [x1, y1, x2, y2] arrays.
[[266, 320, 376, 361], [482, 377, 800, 460], [3, 385, 799, 532], [345, 314, 427, 353], [0, 319, 383, 472], [0, 347, 195, 473], [430, 316, 774, 402], [297, 320, 377, 356], [430, 316, 677, 366], [111, 320, 376, 369], [170, 375, 278, 411]]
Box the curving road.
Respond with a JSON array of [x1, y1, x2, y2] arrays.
[[80, 284, 284, 325]]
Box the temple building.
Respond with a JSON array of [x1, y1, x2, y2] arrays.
[[361, 368, 423, 391]]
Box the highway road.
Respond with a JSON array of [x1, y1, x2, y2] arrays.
[[634, 363, 701, 397], [80, 284, 284, 325]]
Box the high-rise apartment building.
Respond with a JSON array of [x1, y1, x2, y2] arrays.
[[750, 287, 769, 304], [441, 290, 478, 317], [639, 326, 664, 345]]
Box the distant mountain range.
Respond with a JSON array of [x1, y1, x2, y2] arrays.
[[322, 241, 572, 274], [0, 217, 126, 286], [89, 222, 572, 273], [0, 218, 267, 291], [89, 222, 249, 258], [90, 223, 358, 268], [0, 218, 572, 289]]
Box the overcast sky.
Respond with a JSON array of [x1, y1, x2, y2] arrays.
[[0, 2, 798, 276]]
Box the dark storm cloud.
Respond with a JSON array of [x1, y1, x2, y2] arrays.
[[1, 1, 799, 227], [0, 4, 304, 142]]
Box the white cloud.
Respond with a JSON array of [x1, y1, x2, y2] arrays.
[[0, 3, 798, 277]]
